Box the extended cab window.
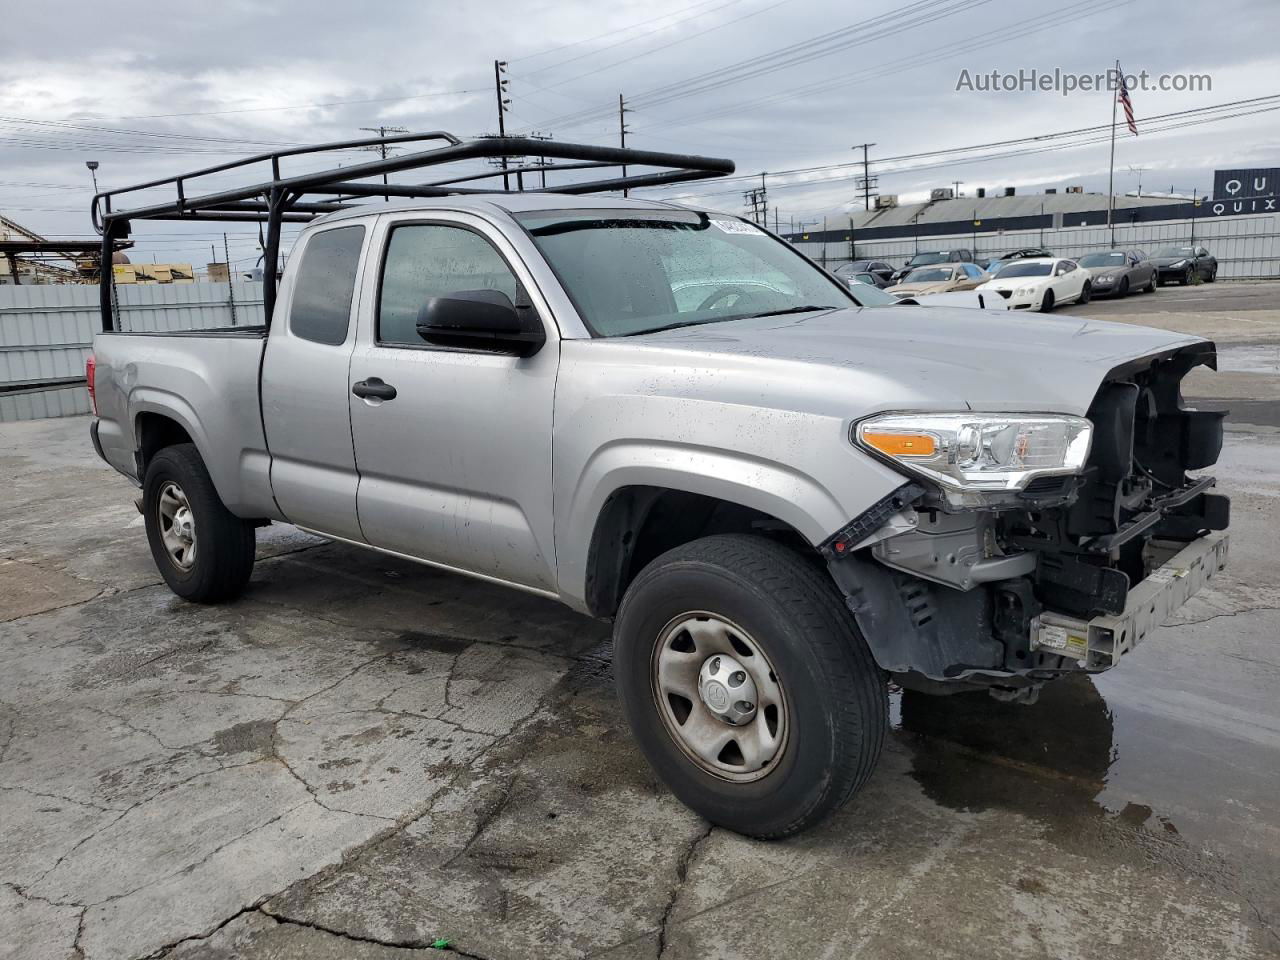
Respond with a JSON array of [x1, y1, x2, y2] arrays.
[[289, 225, 365, 345], [378, 224, 519, 345]]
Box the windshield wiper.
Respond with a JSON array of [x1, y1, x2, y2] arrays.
[[740, 305, 841, 319]]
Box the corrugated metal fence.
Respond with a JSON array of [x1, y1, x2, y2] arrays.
[[0, 281, 264, 422], [793, 211, 1279, 279]]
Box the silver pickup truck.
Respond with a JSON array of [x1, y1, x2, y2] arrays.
[[87, 136, 1229, 838]]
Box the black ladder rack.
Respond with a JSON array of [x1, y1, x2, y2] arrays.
[[92, 131, 735, 331]]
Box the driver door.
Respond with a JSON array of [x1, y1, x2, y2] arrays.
[[346, 213, 559, 592]]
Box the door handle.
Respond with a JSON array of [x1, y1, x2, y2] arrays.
[[352, 377, 397, 401]]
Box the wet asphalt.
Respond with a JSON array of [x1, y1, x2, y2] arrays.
[[1, 286, 1278, 959]]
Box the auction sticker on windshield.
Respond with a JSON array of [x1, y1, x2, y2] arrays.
[[712, 219, 764, 235]]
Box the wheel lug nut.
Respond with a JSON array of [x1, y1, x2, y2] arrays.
[[736, 701, 754, 713], [730, 671, 746, 686]]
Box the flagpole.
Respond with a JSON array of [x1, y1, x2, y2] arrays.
[[1107, 59, 1119, 248]]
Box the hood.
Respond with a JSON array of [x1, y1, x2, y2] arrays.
[[1084, 265, 1125, 279], [980, 274, 1049, 291], [614, 307, 1208, 416], [1151, 256, 1189, 266]]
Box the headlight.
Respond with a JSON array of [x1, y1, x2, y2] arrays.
[[1015, 286, 1035, 296], [855, 413, 1093, 495], [1170, 259, 1187, 269]]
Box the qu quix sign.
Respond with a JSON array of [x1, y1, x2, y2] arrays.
[[1209, 167, 1279, 216]]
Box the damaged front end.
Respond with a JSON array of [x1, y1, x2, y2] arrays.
[[824, 342, 1230, 700]]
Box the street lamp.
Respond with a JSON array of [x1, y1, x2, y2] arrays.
[[85, 161, 99, 195]]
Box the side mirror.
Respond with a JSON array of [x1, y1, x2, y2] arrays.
[[415, 289, 545, 357]]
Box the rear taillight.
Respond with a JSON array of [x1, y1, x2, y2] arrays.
[[86, 354, 98, 415]]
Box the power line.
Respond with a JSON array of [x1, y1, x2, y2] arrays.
[[532, 0, 991, 129], [649, 94, 1280, 199], [632, 0, 1125, 134]]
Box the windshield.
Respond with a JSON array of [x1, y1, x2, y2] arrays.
[[1157, 246, 1195, 257], [1078, 252, 1126, 267], [907, 252, 947, 266], [903, 267, 954, 282], [996, 262, 1053, 278], [835, 261, 871, 274], [516, 211, 857, 336]]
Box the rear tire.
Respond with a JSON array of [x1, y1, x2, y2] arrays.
[[1206, 266, 1217, 282], [613, 534, 887, 839], [1145, 273, 1157, 293], [143, 443, 255, 603]]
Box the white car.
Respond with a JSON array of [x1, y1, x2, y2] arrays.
[[976, 257, 1092, 312]]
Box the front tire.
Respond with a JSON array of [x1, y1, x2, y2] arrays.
[[1078, 283, 1091, 305], [613, 534, 886, 839], [1040, 289, 1056, 312], [143, 443, 255, 603], [1117, 277, 1128, 297]]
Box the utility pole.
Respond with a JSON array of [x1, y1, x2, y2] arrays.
[[852, 142, 877, 211], [1128, 164, 1148, 196], [359, 125, 408, 201], [619, 94, 630, 197], [528, 131, 554, 189], [742, 177, 767, 225], [952, 180, 964, 198], [494, 60, 511, 191], [1107, 58, 1119, 248]]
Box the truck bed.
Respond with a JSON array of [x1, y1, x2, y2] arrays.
[[91, 329, 280, 518]]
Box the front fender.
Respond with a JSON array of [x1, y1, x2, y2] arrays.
[[556, 439, 900, 611]]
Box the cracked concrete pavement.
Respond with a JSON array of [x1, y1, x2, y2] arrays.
[[2, 296, 1278, 959]]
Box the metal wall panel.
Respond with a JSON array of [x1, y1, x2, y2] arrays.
[[0, 281, 264, 422]]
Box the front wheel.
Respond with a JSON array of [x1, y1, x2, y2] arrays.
[[143, 443, 256, 603], [613, 534, 887, 839], [1078, 283, 1091, 305], [1040, 289, 1056, 312]]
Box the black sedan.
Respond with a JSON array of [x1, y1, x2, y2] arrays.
[[833, 260, 895, 288], [1151, 245, 1218, 284]]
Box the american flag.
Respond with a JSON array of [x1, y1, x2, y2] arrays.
[[1117, 65, 1138, 135]]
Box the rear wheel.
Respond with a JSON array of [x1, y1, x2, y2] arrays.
[[613, 534, 886, 839], [143, 443, 255, 603], [1206, 265, 1217, 282], [1182, 267, 1193, 285], [1145, 272, 1157, 293], [1039, 289, 1056, 312]]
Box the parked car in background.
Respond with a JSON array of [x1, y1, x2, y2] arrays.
[[1151, 245, 1217, 284], [833, 260, 895, 288], [885, 263, 987, 298], [976, 256, 1091, 311], [1076, 250, 1157, 297], [891, 248, 975, 282]]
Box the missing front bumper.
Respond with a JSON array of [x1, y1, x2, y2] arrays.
[[1031, 532, 1229, 668]]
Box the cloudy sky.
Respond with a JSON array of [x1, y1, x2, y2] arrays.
[[4, 0, 1278, 268]]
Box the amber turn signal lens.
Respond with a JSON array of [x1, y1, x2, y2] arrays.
[[861, 431, 937, 457]]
